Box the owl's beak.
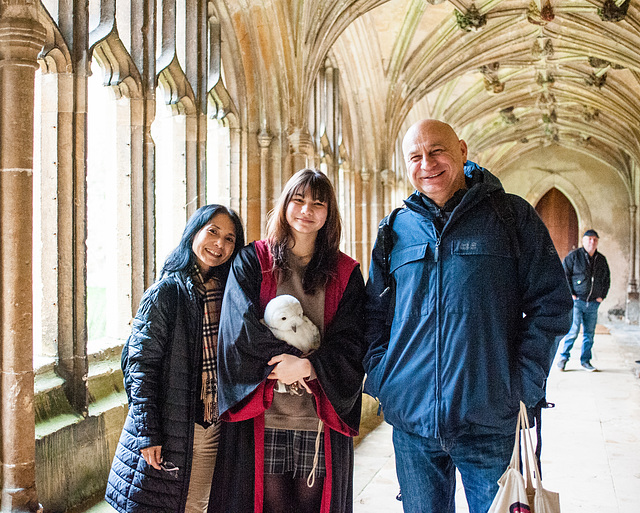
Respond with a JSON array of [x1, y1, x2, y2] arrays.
[[292, 325, 297, 333]]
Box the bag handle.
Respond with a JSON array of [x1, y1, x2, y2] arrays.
[[510, 404, 523, 473], [519, 402, 534, 491], [519, 401, 544, 491]]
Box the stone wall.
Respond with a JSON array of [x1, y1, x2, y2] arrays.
[[34, 346, 383, 511], [35, 349, 127, 512], [499, 146, 631, 320]]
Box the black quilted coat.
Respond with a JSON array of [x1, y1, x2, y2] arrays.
[[105, 272, 204, 512]]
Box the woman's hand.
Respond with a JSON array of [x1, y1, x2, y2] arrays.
[[141, 445, 163, 470], [268, 353, 314, 393]]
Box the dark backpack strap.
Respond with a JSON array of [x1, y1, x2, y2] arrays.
[[379, 207, 403, 298], [488, 191, 520, 259]]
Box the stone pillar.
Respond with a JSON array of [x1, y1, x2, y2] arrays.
[[341, 162, 356, 257], [626, 204, 639, 324], [258, 128, 272, 235], [287, 128, 314, 177], [380, 169, 396, 215], [0, 11, 46, 512], [360, 170, 371, 274]]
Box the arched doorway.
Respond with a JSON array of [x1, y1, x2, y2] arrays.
[[535, 188, 578, 261]]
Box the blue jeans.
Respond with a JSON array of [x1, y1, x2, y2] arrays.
[[560, 299, 600, 364], [392, 427, 514, 513]]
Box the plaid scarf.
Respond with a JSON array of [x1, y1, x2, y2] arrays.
[[192, 267, 223, 423]]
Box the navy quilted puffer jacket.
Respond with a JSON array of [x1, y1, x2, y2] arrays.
[[105, 272, 203, 513]]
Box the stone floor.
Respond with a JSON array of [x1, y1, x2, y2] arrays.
[[83, 323, 640, 513], [353, 323, 640, 512]]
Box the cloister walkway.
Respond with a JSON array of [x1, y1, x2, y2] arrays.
[[82, 323, 640, 513], [353, 323, 640, 513]]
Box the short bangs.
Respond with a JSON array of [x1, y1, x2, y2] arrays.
[[289, 173, 333, 204]]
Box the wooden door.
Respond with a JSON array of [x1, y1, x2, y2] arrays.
[[535, 188, 578, 261]]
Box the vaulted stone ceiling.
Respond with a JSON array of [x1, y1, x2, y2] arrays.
[[36, 0, 639, 197], [331, 0, 639, 190]]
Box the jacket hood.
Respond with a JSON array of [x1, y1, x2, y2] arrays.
[[403, 160, 503, 217]]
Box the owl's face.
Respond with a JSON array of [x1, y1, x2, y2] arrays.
[[264, 295, 304, 331]]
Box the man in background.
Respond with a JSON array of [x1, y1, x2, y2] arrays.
[[557, 229, 610, 372]]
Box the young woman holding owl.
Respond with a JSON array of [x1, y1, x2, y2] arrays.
[[210, 169, 366, 513]]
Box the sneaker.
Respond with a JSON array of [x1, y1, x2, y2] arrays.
[[582, 362, 597, 372], [557, 358, 567, 371]]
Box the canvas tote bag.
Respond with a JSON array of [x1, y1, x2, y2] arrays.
[[488, 401, 560, 513]]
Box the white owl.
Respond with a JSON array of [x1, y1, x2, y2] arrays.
[[263, 294, 321, 394], [264, 294, 321, 353]]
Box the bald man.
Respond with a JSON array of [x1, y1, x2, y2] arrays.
[[363, 120, 572, 513]]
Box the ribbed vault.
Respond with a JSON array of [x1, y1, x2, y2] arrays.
[[333, 0, 639, 191]]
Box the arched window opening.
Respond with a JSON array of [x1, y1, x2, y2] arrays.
[[206, 15, 233, 208], [87, 60, 116, 346], [86, 59, 133, 350], [33, 63, 64, 369], [337, 160, 351, 255], [310, 59, 341, 184], [206, 116, 231, 206], [319, 159, 329, 176], [33, 67, 46, 367], [535, 187, 578, 261], [152, 91, 189, 278], [311, 59, 346, 249]]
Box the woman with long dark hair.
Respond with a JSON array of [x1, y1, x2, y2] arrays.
[[210, 169, 366, 513], [106, 204, 244, 513]]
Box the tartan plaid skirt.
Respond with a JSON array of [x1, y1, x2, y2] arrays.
[[264, 427, 326, 478]]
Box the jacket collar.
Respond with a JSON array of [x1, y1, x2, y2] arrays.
[[581, 247, 599, 260], [403, 160, 504, 221], [165, 269, 201, 303]]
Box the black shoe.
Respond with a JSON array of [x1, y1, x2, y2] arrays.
[[557, 358, 567, 371], [582, 362, 597, 372]]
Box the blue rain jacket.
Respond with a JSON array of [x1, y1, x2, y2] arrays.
[[363, 162, 573, 439]]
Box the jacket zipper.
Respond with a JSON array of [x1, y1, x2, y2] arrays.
[[183, 284, 204, 507], [586, 253, 597, 302], [434, 235, 442, 438]]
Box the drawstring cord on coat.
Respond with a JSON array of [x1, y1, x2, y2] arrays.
[[307, 419, 324, 488]]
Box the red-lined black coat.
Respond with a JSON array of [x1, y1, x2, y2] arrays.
[[208, 240, 366, 513]]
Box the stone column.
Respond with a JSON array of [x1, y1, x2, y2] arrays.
[[0, 11, 46, 512], [626, 204, 638, 324], [287, 128, 314, 177], [341, 162, 356, 257], [360, 170, 371, 274], [258, 128, 272, 235], [381, 169, 397, 215]]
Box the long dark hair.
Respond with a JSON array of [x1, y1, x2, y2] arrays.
[[266, 169, 341, 293], [161, 204, 245, 284]]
